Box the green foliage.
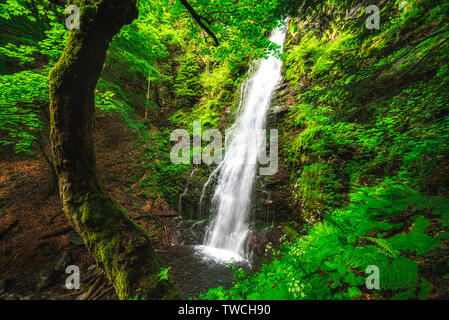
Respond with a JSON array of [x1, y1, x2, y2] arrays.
[[158, 267, 172, 281], [198, 2, 449, 300], [0, 0, 65, 72], [174, 54, 202, 108], [170, 57, 247, 129], [200, 181, 449, 300], [1, 0, 294, 155], [129, 288, 148, 300], [171, 0, 298, 61], [0, 0, 181, 153], [0, 0, 66, 153], [131, 128, 190, 207], [282, 0, 449, 222], [0, 70, 48, 153]]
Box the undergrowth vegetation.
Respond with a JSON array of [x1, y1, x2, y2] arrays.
[[0, 0, 250, 205], [200, 0, 449, 300], [201, 180, 449, 299]]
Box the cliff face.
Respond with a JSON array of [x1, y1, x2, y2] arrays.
[[268, 3, 449, 226]]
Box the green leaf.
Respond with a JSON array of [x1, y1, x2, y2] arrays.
[[347, 287, 362, 298], [417, 277, 431, 300]]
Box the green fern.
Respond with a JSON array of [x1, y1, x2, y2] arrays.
[[364, 237, 400, 258], [417, 277, 432, 300]]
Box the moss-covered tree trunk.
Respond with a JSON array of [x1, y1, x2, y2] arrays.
[[49, 0, 178, 299]]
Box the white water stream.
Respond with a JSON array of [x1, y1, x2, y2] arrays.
[[200, 21, 288, 262]]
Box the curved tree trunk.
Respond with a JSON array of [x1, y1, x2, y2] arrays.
[[49, 0, 178, 299]]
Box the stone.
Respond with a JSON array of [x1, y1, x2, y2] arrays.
[[36, 267, 57, 290], [87, 264, 97, 275], [53, 251, 72, 272], [0, 216, 18, 240], [270, 104, 291, 115], [0, 278, 6, 294], [68, 231, 84, 246], [36, 240, 57, 257]]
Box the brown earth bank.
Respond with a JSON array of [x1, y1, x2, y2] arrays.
[[0, 112, 176, 300]]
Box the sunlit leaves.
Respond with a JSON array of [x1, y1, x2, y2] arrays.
[[170, 0, 294, 61], [0, 70, 48, 153]]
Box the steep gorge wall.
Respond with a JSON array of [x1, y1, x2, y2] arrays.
[[269, 1, 449, 227]]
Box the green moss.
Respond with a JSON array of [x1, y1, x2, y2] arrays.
[[47, 0, 178, 300]]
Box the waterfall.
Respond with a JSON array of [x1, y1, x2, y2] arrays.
[[200, 21, 288, 261]]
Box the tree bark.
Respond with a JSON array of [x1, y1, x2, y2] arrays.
[[49, 0, 178, 299], [37, 127, 58, 196]]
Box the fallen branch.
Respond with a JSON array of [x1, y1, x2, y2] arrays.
[[156, 216, 170, 246], [92, 285, 114, 300], [79, 278, 101, 300], [133, 214, 179, 220], [89, 280, 108, 300], [38, 226, 72, 240]]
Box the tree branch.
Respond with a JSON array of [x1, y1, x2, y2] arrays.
[[179, 0, 219, 46], [202, 10, 229, 25], [48, 0, 66, 5]]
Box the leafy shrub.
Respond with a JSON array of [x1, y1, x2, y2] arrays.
[[200, 181, 449, 300]]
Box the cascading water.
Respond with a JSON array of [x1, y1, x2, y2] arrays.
[[199, 21, 289, 262]]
